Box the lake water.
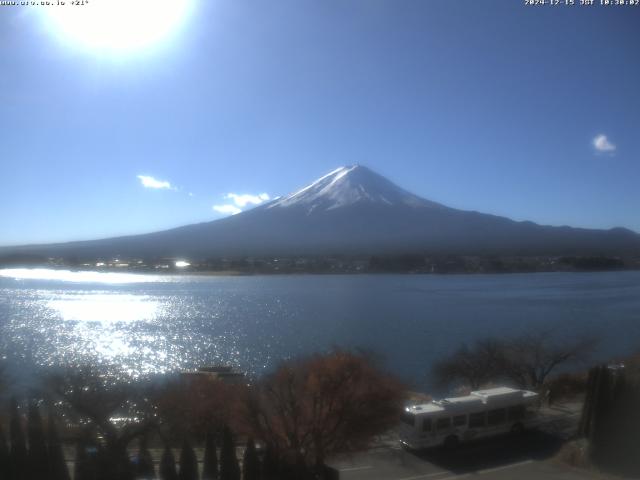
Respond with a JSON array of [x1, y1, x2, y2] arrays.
[[1, 268, 639, 391]]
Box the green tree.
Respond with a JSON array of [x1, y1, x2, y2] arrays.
[[136, 436, 155, 479], [73, 437, 95, 480], [0, 360, 8, 395], [27, 400, 49, 480], [47, 414, 71, 480], [578, 365, 603, 438], [589, 366, 614, 463], [260, 444, 280, 480], [202, 429, 218, 480], [178, 439, 198, 480], [579, 363, 640, 475], [96, 442, 134, 480], [9, 398, 28, 480], [159, 447, 178, 480], [241, 438, 259, 480], [0, 422, 10, 480], [219, 426, 240, 480]]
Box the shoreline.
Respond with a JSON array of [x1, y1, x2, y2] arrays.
[[1, 265, 639, 278]]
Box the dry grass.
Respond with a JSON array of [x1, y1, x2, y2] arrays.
[[555, 438, 591, 469]]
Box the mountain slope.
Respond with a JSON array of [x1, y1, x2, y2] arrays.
[[3, 165, 640, 259]]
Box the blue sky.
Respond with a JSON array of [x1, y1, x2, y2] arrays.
[[0, 0, 638, 246]]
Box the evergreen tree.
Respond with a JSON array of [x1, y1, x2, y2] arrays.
[[280, 452, 308, 480], [94, 445, 109, 480], [261, 445, 280, 480], [202, 429, 218, 480], [136, 436, 155, 479], [178, 439, 198, 480], [578, 366, 598, 437], [27, 400, 49, 480], [47, 414, 71, 480], [9, 398, 28, 480], [611, 372, 640, 473], [0, 423, 10, 480], [579, 364, 640, 474], [241, 438, 259, 480], [73, 437, 94, 480], [159, 447, 178, 480], [96, 443, 134, 480], [590, 366, 614, 463], [219, 426, 240, 480]]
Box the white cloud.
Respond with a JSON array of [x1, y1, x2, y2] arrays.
[[592, 134, 616, 153], [137, 175, 175, 190], [225, 192, 270, 207], [212, 192, 270, 217], [212, 204, 242, 215]]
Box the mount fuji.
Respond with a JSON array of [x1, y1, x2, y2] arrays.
[[3, 165, 640, 259]]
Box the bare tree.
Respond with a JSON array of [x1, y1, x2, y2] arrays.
[[46, 368, 157, 479], [243, 349, 405, 470], [432, 339, 506, 390], [155, 374, 246, 441], [501, 331, 596, 389], [432, 332, 596, 391]]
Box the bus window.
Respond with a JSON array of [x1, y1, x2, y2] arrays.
[[422, 418, 432, 432], [453, 415, 467, 427], [436, 417, 451, 430], [508, 405, 525, 421], [401, 412, 415, 427], [487, 408, 506, 426], [469, 412, 485, 428]]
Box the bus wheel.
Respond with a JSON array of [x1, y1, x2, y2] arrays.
[[511, 423, 524, 435], [444, 435, 459, 449]]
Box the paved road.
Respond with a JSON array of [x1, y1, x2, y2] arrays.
[[329, 430, 609, 480]]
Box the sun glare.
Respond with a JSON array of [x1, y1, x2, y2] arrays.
[[48, 294, 160, 323], [41, 0, 193, 54]]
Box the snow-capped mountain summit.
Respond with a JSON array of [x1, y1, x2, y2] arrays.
[[268, 165, 443, 213], [4, 165, 640, 259]]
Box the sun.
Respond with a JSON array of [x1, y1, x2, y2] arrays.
[[41, 0, 193, 54]]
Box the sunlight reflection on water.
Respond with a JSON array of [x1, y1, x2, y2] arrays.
[[48, 294, 160, 322], [43, 293, 163, 375], [2, 269, 640, 388], [0, 270, 259, 381], [0, 268, 174, 284]]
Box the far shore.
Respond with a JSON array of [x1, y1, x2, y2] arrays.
[[1, 263, 639, 279]]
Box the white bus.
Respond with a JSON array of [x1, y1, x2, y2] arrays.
[[399, 387, 539, 450]]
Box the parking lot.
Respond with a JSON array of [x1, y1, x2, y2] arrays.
[[329, 403, 612, 480], [330, 430, 606, 480]]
